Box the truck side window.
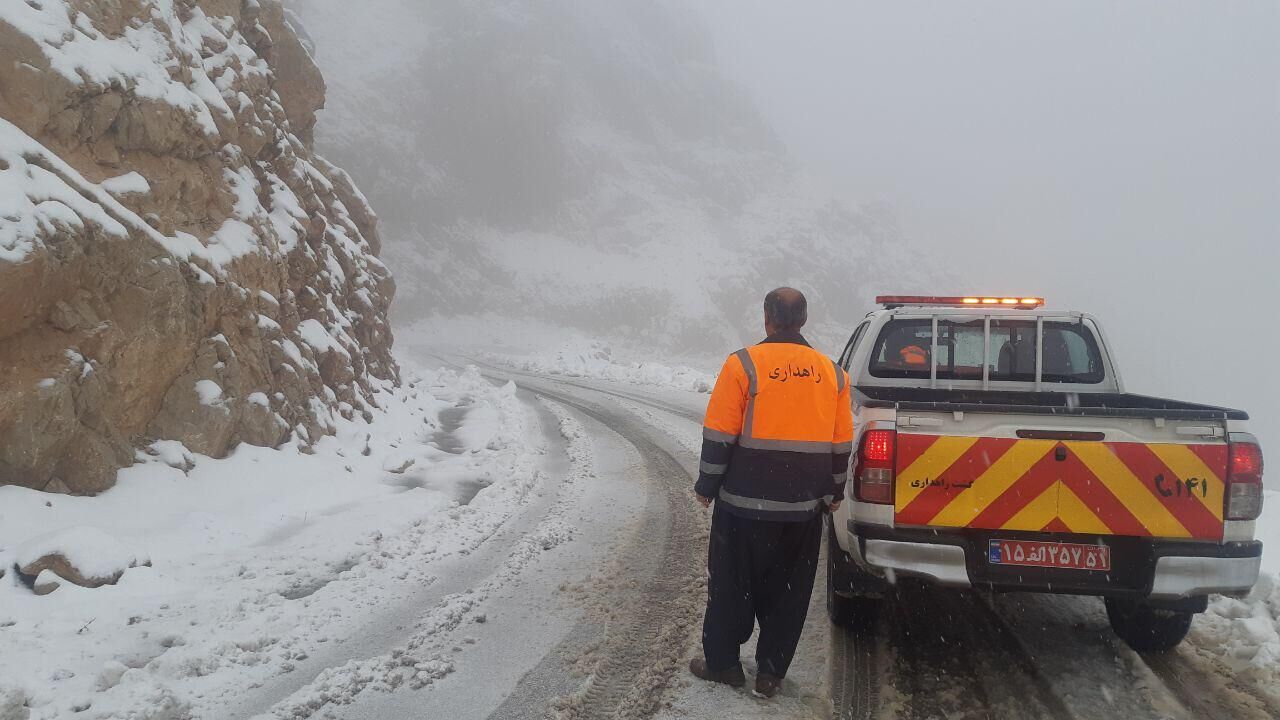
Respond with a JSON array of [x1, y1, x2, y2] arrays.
[[1041, 324, 1104, 383], [838, 321, 870, 370]]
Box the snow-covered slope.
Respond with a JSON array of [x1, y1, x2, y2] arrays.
[[0, 363, 548, 719], [293, 0, 940, 355]]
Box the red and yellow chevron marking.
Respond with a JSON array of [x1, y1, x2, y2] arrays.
[[894, 434, 1228, 540]]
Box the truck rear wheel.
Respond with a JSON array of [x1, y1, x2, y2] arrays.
[[1105, 597, 1196, 652], [826, 518, 882, 630], [827, 570, 881, 630]]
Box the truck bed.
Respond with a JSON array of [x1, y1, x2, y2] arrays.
[[855, 386, 1248, 421]]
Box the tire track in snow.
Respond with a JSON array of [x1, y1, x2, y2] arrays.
[[975, 590, 1278, 720], [1139, 650, 1278, 720], [961, 593, 1079, 720], [269, 515, 581, 718], [242, 385, 582, 719], [829, 585, 1085, 720], [470, 369, 707, 720], [829, 614, 883, 720]]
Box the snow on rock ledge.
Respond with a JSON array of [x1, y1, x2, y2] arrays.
[[0, 0, 397, 494]]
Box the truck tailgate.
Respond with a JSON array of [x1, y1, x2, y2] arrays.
[[892, 423, 1229, 541]]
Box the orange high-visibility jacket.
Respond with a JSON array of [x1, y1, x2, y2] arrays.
[[695, 331, 855, 521]]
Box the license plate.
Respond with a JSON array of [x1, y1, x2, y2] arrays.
[[988, 539, 1111, 571]]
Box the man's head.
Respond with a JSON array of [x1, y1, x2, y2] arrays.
[[763, 287, 808, 337]]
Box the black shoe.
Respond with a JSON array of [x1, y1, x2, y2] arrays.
[[753, 671, 782, 699], [689, 658, 746, 688]]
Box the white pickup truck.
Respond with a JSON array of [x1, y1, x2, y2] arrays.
[[828, 295, 1264, 651]]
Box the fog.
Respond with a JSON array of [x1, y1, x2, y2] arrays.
[[297, 0, 941, 356], [699, 1, 1280, 463], [295, 0, 1276, 469]]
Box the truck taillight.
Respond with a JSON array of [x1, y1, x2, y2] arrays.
[[855, 429, 896, 504], [1226, 433, 1264, 521]]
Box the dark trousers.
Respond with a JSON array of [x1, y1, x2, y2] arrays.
[[701, 503, 823, 678]]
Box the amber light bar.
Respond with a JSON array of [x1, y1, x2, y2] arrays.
[[877, 295, 1045, 309]]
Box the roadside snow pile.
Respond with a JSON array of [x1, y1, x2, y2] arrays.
[[0, 362, 543, 720], [0, 685, 29, 720], [1192, 490, 1280, 692], [495, 341, 715, 394], [15, 527, 150, 591]]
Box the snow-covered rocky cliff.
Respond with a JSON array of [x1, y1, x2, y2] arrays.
[[0, 0, 397, 494]]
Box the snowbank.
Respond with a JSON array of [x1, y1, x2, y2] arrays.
[[15, 527, 149, 587], [0, 685, 28, 720], [0, 361, 543, 719], [493, 341, 716, 394], [1193, 490, 1280, 691]]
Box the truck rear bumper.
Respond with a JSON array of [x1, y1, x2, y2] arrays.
[[1149, 555, 1262, 599], [852, 522, 1262, 600], [863, 539, 970, 587]]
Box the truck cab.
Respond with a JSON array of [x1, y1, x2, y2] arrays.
[[828, 295, 1264, 651]]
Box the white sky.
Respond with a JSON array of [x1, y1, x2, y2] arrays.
[[698, 0, 1280, 461]]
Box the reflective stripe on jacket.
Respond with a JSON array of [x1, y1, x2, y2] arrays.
[[695, 331, 855, 521]]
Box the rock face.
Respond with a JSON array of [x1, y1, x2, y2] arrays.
[[0, 0, 397, 494]]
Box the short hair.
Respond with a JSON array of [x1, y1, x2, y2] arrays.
[[764, 287, 807, 331]]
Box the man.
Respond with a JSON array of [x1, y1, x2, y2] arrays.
[[689, 287, 855, 698]]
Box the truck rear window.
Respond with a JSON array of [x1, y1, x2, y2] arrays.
[[868, 318, 1105, 384]]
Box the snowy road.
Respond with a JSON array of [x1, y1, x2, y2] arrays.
[[219, 360, 695, 720], [398, 358, 1280, 720], [470, 370, 707, 720], [9, 350, 1270, 719], [831, 583, 1280, 720]]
